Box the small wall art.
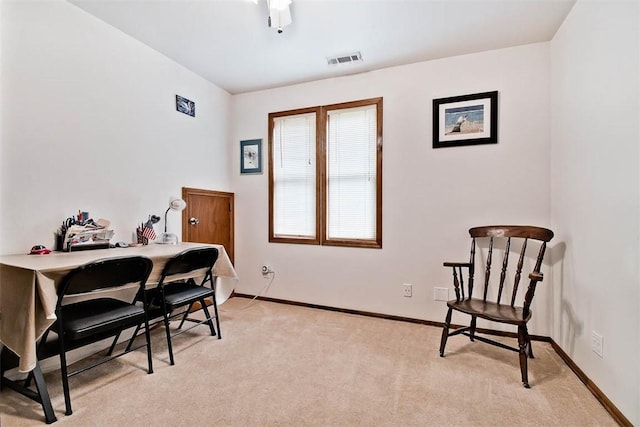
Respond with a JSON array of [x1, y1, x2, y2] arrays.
[[176, 94, 195, 117], [240, 139, 262, 174], [432, 91, 498, 148]]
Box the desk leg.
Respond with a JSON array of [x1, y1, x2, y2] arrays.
[[32, 362, 57, 424], [0, 348, 58, 424]]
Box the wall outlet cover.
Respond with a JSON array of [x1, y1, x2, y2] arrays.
[[403, 284, 412, 297], [434, 287, 449, 301], [591, 331, 604, 358]]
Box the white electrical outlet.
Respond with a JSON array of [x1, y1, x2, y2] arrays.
[[591, 331, 604, 358], [403, 284, 412, 297], [434, 287, 449, 301]]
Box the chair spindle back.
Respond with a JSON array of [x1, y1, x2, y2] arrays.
[[464, 226, 553, 312]]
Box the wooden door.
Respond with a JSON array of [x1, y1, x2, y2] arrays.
[[181, 187, 234, 263]]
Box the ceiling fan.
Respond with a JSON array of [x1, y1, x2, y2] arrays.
[[266, 0, 292, 34]]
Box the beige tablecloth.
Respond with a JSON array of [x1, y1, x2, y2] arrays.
[[0, 243, 238, 372]]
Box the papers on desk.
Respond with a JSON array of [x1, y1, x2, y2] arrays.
[[59, 224, 114, 252]]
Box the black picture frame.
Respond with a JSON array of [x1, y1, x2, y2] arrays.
[[432, 91, 498, 148], [176, 94, 195, 117], [240, 139, 262, 174]]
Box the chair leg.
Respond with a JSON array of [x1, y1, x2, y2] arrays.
[[517, 325, 530, 388], [124, 323, 143, 353], [469, 315, 477, 342], [524, 326, 534, 358], [200, 299, 217, 337], [210, 291, 222, 340], [177, 303, 194, 330], [142, 317, 154, 374], [106, 330, 122, 356], [162, 306, 175, 366], [439, 307, 453, 357]]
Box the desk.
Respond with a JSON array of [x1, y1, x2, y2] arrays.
[[0, 243, 238, 423]]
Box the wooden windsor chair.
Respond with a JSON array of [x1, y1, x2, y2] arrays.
[[438, 225, 554, 388]]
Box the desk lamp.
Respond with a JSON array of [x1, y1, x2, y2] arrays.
[[159, 197, 186, 244]]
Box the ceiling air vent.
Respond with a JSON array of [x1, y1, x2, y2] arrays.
[[327, 52, 363, 66]]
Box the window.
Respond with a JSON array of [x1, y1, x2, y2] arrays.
[[268, 98, 382, 248], [270, 108, 320, 244]]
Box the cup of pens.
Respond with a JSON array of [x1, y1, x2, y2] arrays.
[[136, 215, 160, 245], [136, 229, 149, 245]]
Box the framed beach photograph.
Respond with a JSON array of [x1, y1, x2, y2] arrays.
[[240, 139, 262, 174], [432, 91, 498, 148]]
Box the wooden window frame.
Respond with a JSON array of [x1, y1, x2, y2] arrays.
[[268, 97, 383, 249], [268, 107, 322, 246]]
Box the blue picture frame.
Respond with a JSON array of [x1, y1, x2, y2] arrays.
[[240, 139, 262, 174]]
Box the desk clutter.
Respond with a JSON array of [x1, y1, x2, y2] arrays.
[[55, 212, 163, 251], [136, 215, 160, 245], [55, 212, 114, 252]]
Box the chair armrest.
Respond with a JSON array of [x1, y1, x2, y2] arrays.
[[443, 262, 473, 302], [443, 262, 472, 268], [529, 272, 544, 282]]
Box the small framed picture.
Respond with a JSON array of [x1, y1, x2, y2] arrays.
[[240, 139, 262, 174], [433, 91, 498, 148], [176, 94, 195, 117]]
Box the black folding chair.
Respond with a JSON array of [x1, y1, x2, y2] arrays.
[[37, 255, 154, 415], [121, 247, 221, 366]]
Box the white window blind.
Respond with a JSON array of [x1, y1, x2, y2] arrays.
[[272, 113, 316, 238], [326, 104, 377, 241]]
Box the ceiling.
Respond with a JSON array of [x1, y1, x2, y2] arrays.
[[68, 0, 575, 95]]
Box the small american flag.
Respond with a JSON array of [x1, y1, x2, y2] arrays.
[[142, 219, 156, 240]]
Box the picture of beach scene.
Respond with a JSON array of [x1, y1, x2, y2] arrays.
[[433, 91, 496, 148], [444, 104, 484, 135]]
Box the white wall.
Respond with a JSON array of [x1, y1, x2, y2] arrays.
[[232, 43, 553, 333], [0, 1, 232, 255], [550, 1, 639, 424]]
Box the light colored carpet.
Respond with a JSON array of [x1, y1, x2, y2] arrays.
[[1, 297, 615, 426]]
